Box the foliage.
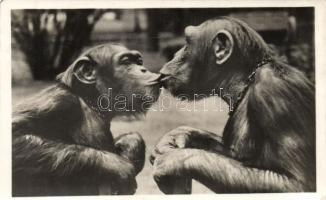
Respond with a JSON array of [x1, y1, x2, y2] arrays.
[[12, 9, 106, 80]]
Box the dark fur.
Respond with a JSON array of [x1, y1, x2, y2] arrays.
[[152, 17, 315, 193], [12, 44, 158, 196]]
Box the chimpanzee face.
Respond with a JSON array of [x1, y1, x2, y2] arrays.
[[60, 44, 161, 114], [109, 46, 162, 112], [159, 20, 234, 98]]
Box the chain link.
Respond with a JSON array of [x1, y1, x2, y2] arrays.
[[228, 57, 273, 116]]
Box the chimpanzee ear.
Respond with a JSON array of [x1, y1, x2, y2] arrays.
[[212, 30, 234, 65], [73, 56, 97, 85]]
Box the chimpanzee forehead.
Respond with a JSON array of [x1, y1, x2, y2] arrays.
[[184, 19, 229, 42], [109, 44, 130, 52], [185, 26, 197, 38], [85, 44, 139, 65], [99, 44, 141, 58], [114, 50, 141, 57], [112, 49, 142, 64]]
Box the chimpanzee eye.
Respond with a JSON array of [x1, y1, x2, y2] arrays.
[[120, 57, 131, 65], [137, 57, 143, 65]]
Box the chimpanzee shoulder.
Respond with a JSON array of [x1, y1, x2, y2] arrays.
[[13, 83, 83, 140]]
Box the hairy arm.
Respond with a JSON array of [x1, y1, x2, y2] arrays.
[[150, 126, 230, 194], [13, 134, 136, 193], [150, 126, 229, 164], [153, 149, 302, 193], [12, 86, 138, 195], [114, 132, 146, 175]]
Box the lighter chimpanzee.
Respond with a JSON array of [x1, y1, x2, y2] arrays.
[[13, 44, 161, 196]]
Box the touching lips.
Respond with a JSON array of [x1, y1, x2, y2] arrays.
[[157, 74, 171, 88]]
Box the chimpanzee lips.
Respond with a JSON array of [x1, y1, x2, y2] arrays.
[[160, 75, 172, 82], [157, 74, 172, 88], [145, 74, 162, 86], [146, 80, 159, 86]]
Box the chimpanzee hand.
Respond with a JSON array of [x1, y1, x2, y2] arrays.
[[150, 126, 223, 164], [98, 152, 137, 195], [114, 132, 146, 175], [152, 149, 196, 194]]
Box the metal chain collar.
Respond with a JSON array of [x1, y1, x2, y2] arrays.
[[228, 57, 273, 116]]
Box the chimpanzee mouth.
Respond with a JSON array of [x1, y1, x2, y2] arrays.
[[160, 75, 172, 82], [156, 74, 172, 88], [145, 81, 160, 86], [145, 74, 164, 86], [158, 76, 173, 89]]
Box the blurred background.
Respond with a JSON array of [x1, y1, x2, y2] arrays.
[[11, 8, 314, 194]]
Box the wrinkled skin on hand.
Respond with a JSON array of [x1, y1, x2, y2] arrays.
[[152, 149, 195, 194], [150, 126, 225, 164]]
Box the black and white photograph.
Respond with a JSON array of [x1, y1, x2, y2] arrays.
[[0, 0, 325, 198]]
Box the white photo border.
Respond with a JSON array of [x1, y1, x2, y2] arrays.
[[1, 0, 325, 199]]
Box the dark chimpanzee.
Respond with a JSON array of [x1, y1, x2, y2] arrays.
[[150, 17, 315, 193], [12, 44, 161, 196]]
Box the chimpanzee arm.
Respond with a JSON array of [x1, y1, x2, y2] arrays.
[[13, 134, 136, 188], [114, 132, 146, 175], [150, 126, 228, 164], [153, 149, 302, 193]]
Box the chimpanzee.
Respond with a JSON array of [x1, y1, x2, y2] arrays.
[[151, 17, 315, 193], [12, 44, 161, 196]]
